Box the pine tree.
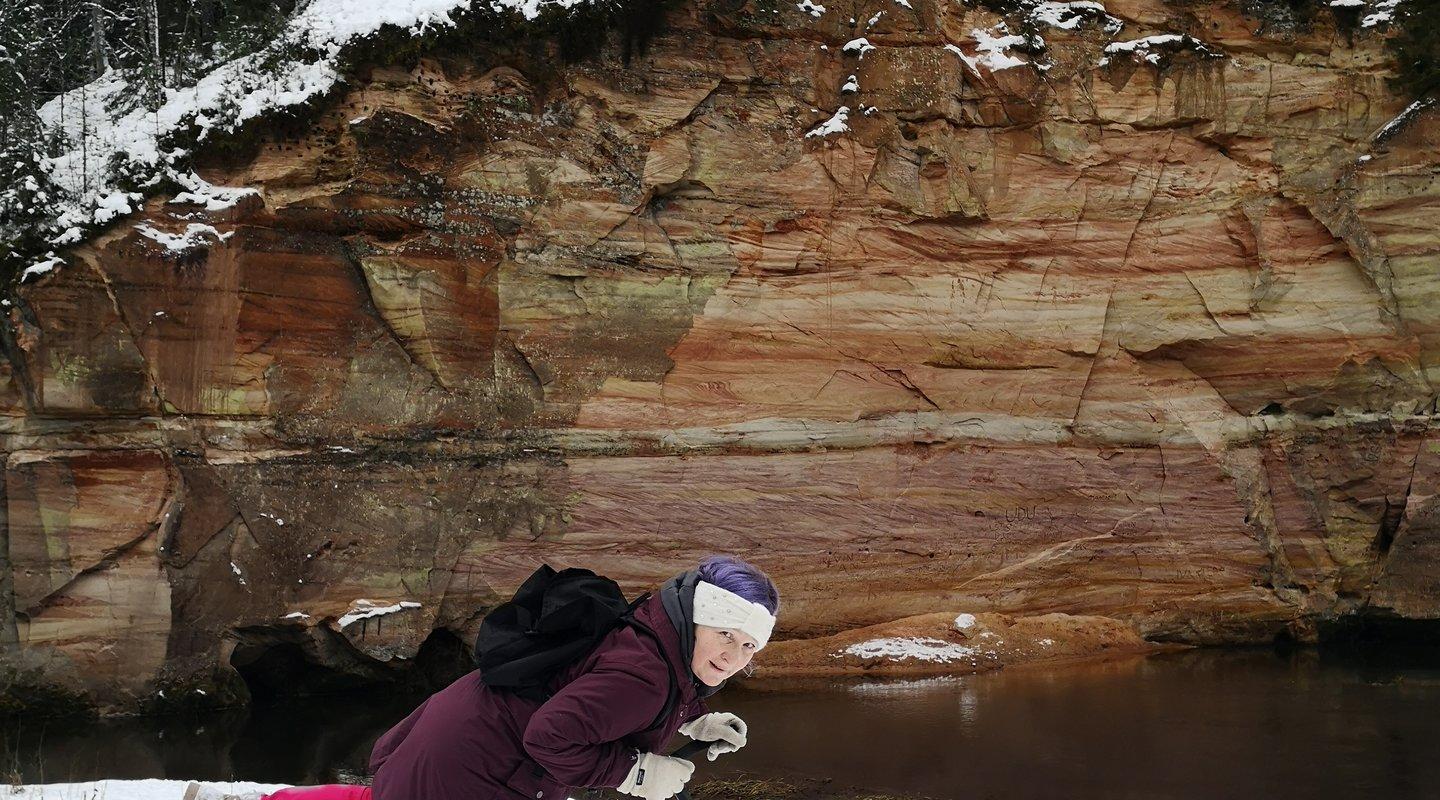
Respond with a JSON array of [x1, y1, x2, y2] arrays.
[[1389, 0, 1440, 102]]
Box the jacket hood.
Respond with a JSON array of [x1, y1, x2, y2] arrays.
[[659, 569, 725, 698]]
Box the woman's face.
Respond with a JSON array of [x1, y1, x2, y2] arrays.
[[691, 624, 759, 686]]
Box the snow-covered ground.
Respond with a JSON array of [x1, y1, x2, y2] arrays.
[[3, 780, 288, 799]]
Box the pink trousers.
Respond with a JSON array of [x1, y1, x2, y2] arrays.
[[261, 788, 373, 800]]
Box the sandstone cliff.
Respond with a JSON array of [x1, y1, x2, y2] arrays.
[[2, 0, 1438, 713]]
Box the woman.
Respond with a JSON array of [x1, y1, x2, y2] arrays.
[[197, 555, 778, 800]]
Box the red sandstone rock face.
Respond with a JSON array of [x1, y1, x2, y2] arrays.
[[1, 0, 1438, 712]]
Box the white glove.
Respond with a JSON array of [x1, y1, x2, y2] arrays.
[[677, 712, 747, 761], [617, 751, 696, 800]]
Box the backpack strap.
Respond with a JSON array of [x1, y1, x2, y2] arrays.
[[619, 594, 680, 734]]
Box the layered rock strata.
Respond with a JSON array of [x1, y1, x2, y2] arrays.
[[2, 0, 1438, 712]]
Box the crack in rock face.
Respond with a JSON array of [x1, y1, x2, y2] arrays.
[[3, 0, 1440, 713]]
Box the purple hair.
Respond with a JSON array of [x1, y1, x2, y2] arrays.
[[697, 555, 780, 615]]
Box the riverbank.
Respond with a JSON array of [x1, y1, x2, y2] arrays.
[[0, 776, 930, 800], [740, 611, 1179, 681]]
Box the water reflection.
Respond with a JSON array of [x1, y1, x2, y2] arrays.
[[2, 647, 1438, 800], [0, 692, 422, 785], [707, 648, 1440, 800]]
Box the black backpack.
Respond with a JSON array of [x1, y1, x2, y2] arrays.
[[474, 565, 677, 721]]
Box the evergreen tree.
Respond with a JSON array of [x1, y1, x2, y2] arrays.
[[1389, 0, 1440, 101]]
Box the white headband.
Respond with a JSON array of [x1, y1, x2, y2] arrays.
[[692, 580, 776, 650]]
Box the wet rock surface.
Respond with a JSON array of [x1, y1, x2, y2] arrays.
[[2, 0, 1439, 713]]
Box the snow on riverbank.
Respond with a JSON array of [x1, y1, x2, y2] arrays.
[[841, 637, 978, 663], [4, 780, 288, 799]]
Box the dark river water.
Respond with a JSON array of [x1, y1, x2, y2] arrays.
[[2, 647, 1437, 799]]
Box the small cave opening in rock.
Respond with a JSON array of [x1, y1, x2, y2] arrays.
[[229, 625, 477, 705], [407, 627, 476, 693], [230, 628, 381, 702], [1316, 615, 1440, 675]]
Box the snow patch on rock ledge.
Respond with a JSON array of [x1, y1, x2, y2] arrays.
[[796, 0, 826, 18], [337, 598, 422, 628], [946, 26, 1031, 73], [841, 636, 978, 663], [748, 610, 1164, 679], [135, 223, 235, 252], [1099, 33, 1225, 67], [805, 107, 852, 139], [842, 37, 877, 58]]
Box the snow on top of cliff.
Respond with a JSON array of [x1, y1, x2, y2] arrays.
[[1098, 33, 1224, 67], [840, 636, 978, 663], [1361, 0, 1402, 26], [293, 0, 473, 50], [28, 0, 580, 282], [1374, 97, 1436, 143], [1029, 1, 1123, 33], [6, 780, 289, 799], [337, 598, 422, 628]]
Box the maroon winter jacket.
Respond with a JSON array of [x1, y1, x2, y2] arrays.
[[368, 591, 710, 800]]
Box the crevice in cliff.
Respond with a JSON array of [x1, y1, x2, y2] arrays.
[[1279, 189, 1403, 330], [339, 238, 448, 393], [1181, 270, 1230, 336], [1373, 443, 1421, 561], [651, 78, 722, 141], [0, 469, 18, 646], [878, 366, 941, 411], [1119, 133, 1173, 271], [507, 340, 548, 397], [952, 531, 1119, 591], [1070, 286, 1116, 429], [646, 204, 686, 271], [0, 297, 42, 413], [1222, 447, 1309, 610], [83, 252, 172, 413]]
